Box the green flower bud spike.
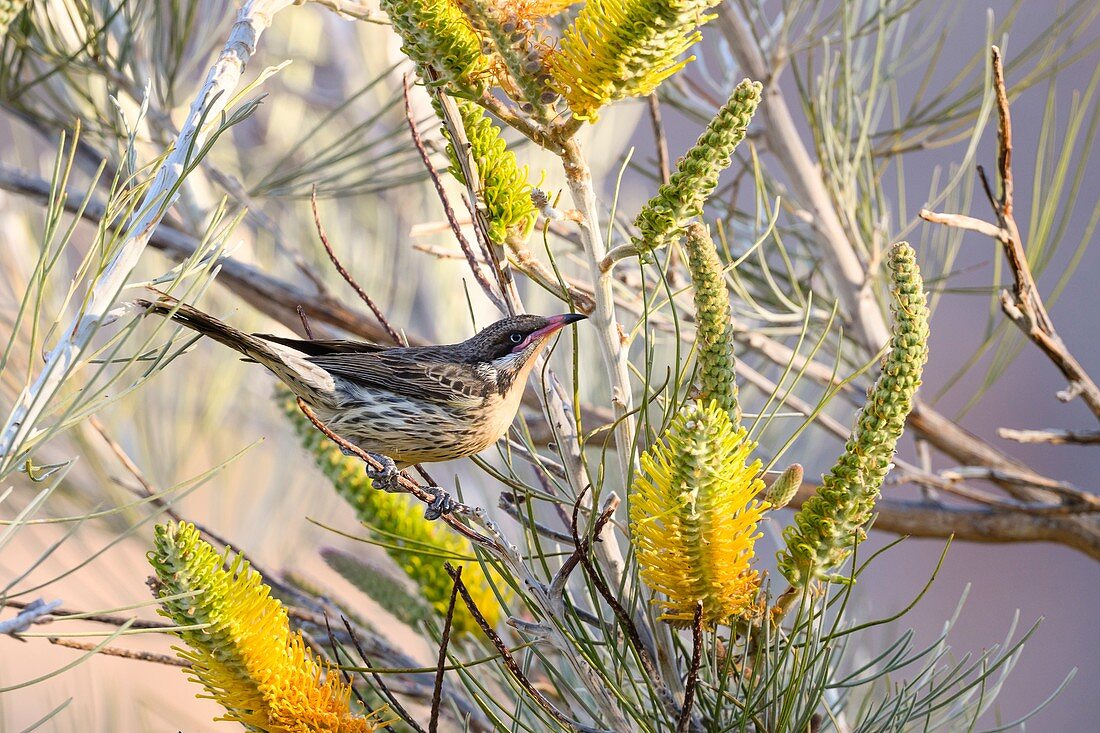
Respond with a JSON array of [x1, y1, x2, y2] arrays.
[[778, 243, 930, 586], [765, 464, 804, 510], [634, 79, 762, 254], [684, 222, 742, 425], [549, 0, 721, 122], [0, 0, 29, 37], [444, 99, 538, 244]]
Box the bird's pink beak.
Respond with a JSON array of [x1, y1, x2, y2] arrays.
[[513, 313, 587, 352]]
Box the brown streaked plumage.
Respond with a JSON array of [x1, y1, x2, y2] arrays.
[[137, 297, 585, 487]]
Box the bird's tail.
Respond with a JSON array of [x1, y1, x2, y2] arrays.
[[136, 296, 336, 399]]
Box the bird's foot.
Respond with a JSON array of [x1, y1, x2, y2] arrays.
[[423, 486, 456, 520], [364, 452, 400, 493]]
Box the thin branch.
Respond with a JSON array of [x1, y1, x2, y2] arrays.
[[302, 0, 389, 23], [429, 569, 461, 733], [443, 564, 603, 733], [295, 399, 494, 546], [998, 428, 1100, 445], [676, 604, 704, 733], [922, 47, 1100, 418], [557, 136, 636, 479], [569, 489, 680, 725], [0, 599, 62, 635], [3, 599, 172, 631], [917, 208, 1007, 241], [647, 94, 671, 185], [339, 616, 429, 733], [310, 188, 405, 345], [47, 637, 189, 667], [401, 76, 506, 313]]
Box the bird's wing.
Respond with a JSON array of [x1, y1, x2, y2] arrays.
[[255, 333, 391, 356], [308, 351, 491, 404]]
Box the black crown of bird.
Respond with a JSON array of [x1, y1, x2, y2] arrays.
[[136, 296, 586, 517]]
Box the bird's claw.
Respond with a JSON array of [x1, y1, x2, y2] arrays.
[[364, 453, 400, 493], [423, 486, 456, 520]]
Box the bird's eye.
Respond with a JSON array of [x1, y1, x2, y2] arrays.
[[509, 332, 524, 344]]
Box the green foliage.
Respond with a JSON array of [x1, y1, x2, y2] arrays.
[[0, 0, 28, 38], [778, 243, 930, 586], [634, 79, 762, 254], [321, 548, 433, 628]]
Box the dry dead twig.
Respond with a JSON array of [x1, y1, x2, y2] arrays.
[[920, 46, 1100, 419]]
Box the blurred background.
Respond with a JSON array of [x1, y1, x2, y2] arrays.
[[1, 0, 1098, 730]]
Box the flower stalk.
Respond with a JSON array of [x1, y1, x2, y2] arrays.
[[633, 80, 762, 255]]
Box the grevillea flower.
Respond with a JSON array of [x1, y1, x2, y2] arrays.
[[281, 393, 507, 635], [630, 400, 769, 627], [548, 0, 719, 121], [148, 522, 387, 732], [683, 222, 742, 426], [778, 243, 930, 586], [379, 0, 492, 96], [446, 99, 538, 243], [634, 80, 762, 254]]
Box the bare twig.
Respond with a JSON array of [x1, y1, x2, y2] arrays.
[[300, 0, 388, 23], [2, 598, 171, 630], [569, 489, 681, 725], [676, 604, 704, 733], [310, 188, 405, 345], [295, 399, 494, 546], [296, 305, 316, 340], [557, 136, 637, 478], [917, 209, 1007, 241], [48, 637, 190, 667], [776, 476, 1100, 560], [922, 47, 1100, 418], [401, 76, 506, 313], [647, 94, 672, 185], [1, 599, 63, 635], [429, 569, 461, 733], [443, 564, 604, 733], [339, 616, 429, 733], [998, 427, 1100, 445]]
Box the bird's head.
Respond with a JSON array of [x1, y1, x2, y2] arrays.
[[465, 313, 587, 372]]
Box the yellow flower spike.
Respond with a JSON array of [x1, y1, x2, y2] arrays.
[[548, 0, 719, 121], [630, 400, 769, 627], [148, 522, 389, 732]]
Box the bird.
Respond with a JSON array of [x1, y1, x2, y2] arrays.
[[136, 296, 586, 518]]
